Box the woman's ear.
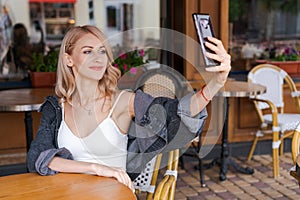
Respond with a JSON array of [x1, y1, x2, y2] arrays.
[[64, 53, 73, 67]]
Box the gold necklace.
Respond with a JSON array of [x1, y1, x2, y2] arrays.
[[82, 106, 93, 115]]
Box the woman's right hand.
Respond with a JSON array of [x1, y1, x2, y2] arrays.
[[91, 163, 134, 191]]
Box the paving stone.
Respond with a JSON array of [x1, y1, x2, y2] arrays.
[[174, 191, 187, 200], [239, 175, 259, 183], [236, 193, 256, 200], [261, 188, 283, 198], [216, 191, 237, 199], [181, 176, 200, 185], [204, 195, 222, 200], [253, 194, 273, 200], [227, 176, 242, 182], [180, 187, 198, 197], [277, 177, 296, 187], [275, 196, 291, 200], [241, 185, 262, 195], [275, 186, 296, 195], [286, 194, 300, 200], [198, 190, 215, 197], [190, 185, 209, 192], [187, 196, 203, 200], [232, 179, 251, 187], [251, 181, 270, 189], [223, 185, 244, 194], [206, 183, 227, 193], [288, 184, 300, 189], [293, 188, 300, 194], [285, 193, 299, 200], [219, 180, 234, 186]]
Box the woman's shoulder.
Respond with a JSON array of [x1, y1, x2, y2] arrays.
[[39, 95, 61, 112], [114, 89, 135, 99]]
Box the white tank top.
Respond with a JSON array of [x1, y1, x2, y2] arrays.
[[57, 91, 128, 170]]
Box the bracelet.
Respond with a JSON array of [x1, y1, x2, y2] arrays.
[[199, 84, 210, 102]]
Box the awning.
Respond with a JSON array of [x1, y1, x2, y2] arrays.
[[29, 0, 76, 3]]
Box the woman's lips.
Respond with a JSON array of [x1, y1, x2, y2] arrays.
[[89, 66, 103, 71]]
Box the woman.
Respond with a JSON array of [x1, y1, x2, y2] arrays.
[[27, 25, 231, 190], [11, 23, 33, 72]]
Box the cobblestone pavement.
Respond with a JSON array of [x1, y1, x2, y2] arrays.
[[137, 153, 300, 199]]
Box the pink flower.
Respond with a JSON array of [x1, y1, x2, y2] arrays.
[[139, 49, 145, 57], [123, 64, 128, 71], [120, 53, 127, 59], [129, 67, 137, 74], [113, 63, 118, 68]]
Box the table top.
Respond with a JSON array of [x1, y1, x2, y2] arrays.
[[0, 173, 136, 200], [188, 80, 266, 98], [0, 88, 54, 112]]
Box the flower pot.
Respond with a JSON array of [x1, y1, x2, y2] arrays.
[[30, 71, 56, 88], [256, 60, 300, 77]]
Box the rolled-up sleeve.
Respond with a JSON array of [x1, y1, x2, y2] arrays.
[[35, 148, 73, 175], [177, 92, 208, 134]]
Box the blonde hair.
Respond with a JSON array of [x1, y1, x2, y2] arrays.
[[55, 25, 121, 103]]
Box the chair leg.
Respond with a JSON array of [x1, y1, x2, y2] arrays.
[[292, 129, 300, 164], [272, 145, 280, 178], [273, 131, 281, 178], [247, 136, 259, 161], [198, 158, 206, 187], [279, 135, 284, 156], [196, 135, 206, 187], [179, 156, 184, 169]]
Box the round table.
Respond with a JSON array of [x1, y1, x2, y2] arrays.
[[0, 88, 54, 152], [189, 80, 266, 182], [216, 81, 266, 181], [0, 173, 136, 199]]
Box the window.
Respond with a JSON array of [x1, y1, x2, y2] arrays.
[[29, 2, 75, 45], [229, 0, 300, 70], [104, 0, 133, 32]]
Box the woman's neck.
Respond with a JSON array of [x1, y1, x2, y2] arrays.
[[74, 79, 100, 106]]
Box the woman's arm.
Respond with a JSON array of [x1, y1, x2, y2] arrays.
[[48, 157, 134, 190], [26, 96, 69, 173], [190, 36, 231, 116]]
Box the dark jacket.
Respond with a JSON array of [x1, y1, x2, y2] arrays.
[[27, 90, 207, 180]]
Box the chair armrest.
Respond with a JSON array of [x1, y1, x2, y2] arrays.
[[249, 98, 279, 126], [292, 91, 300, 98]]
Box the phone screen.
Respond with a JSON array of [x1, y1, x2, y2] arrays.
[[192, 13, 220, 67]]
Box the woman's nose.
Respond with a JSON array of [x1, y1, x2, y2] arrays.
[[93, 52, 106, 62]]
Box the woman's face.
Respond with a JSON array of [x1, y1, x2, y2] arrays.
[[67, 33, 108, 81]]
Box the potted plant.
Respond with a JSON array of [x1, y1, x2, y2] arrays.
[[257, 44, 300, 77], [112, 47, 149, 89], [30, 49, 58, 87], [113, 48, 148, 75]]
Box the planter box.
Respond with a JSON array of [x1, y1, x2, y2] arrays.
[[30, 72, 56, 88], [256, 60, 300, 77]]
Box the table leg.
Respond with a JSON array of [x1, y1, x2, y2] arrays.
[[24, 111, 33, 152], [219, 97, 254, 181]]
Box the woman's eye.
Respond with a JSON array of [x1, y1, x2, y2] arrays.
[[99, 49, 106, 54], [83, 50, 92, 54]]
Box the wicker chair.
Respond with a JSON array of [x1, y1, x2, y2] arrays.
[[247, 64, 300, 178], [132, 64, 186, 200]]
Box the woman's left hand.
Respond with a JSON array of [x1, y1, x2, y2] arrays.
[[204, 36, 231, 86]]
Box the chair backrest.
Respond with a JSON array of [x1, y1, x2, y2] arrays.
[[134, 63, 188, 98], [133, 63, 184, 199], [248, 64, 300, 112]]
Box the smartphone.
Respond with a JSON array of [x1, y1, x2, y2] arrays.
[[192, 13, 220, 67]]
